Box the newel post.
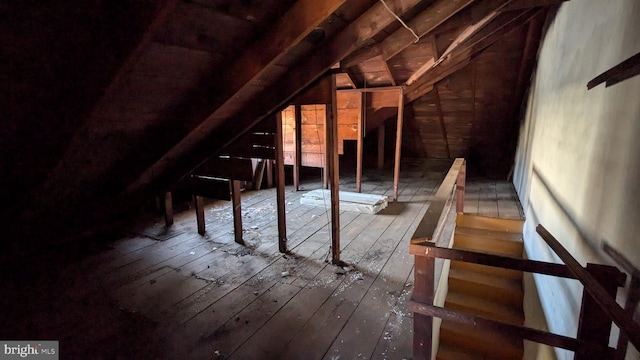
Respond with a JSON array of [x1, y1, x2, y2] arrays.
[[413, 253, 435, 359], [456, 160, 466, 213]]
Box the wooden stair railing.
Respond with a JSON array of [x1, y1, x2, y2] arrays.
[[409, 158, 640, 360]]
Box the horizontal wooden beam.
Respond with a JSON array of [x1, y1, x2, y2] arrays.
[[408, 302, 617, 357], [536, 225, 640, 351]]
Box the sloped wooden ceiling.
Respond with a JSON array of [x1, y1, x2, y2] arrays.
[[1, 0, 562, 248]]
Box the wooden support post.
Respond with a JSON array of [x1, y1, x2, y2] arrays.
[[231, 180, 243, 245], [393, 89, 404, 201], [356, 92, 365, 193], [377, 125, 385, 170], [413, 255, 435, 359], [266, 160, 274, 188], [294, 104, 302, 191], [164, 192, 173, 226], [326, 75, 341, 264], [456, 160, 466, 213], [275, 113, 288, 253], [194, 195, 205, 235], [575, 264, 620, 360]]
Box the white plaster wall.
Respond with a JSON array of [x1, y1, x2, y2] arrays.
[[513, 1, 640, 359]]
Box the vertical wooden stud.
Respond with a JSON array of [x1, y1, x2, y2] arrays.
[[231, 180, 244, 245], [356, 91, 365, 193], [266, 160, 274, 188], [393, 89, 404, 201], [164, 192, 173, 226], [275, 113, 288, 253], [252, 159, 266, 190], [294, 104, 302, 191], [326, 75, 341, 264], [194, 195, 205, 235], [377, 125, 385, 170]]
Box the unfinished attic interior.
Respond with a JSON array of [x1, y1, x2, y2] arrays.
[[2, 0, 640, 358]]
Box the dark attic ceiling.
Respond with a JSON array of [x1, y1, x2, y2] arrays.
[[0, 0, 564, 251]]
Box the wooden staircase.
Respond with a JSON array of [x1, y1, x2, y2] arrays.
[[437, 214, 525, 360]]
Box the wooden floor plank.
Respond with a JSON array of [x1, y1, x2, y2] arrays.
[[478, 180, 499, 217], [220, 211, 387, 359], [321, 175, 438, 359]]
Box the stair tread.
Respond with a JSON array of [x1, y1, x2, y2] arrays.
[[445, 291, 524, 326], [448, 268, 523, 307], [456, 214, 524, 233], [440, 321, 523, 360], [450, 260, 523, 280], [437, 340, 485, 360], [455, 227, 523, 242], [448, 268, 523, 292]]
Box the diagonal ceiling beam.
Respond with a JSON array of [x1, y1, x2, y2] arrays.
[[123, 0, 426, 199], [193, 0, 350, 121], [342, 0, 475, 68], [405, 8, 542, 103]]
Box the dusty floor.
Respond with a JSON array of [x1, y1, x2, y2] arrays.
[[1, 160, 523, 359]]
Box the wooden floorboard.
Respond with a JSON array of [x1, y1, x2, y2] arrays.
[[69, 161, 524, 360]]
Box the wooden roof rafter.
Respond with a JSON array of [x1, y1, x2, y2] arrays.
[[405, 0, 521, 86], [342, 0, 476, 67], [123, 0, 429, 199], [405, 7, 544, 103]]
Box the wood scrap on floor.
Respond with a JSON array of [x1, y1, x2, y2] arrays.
[[300, 189, 388, 214]]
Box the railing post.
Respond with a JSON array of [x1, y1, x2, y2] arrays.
[[413, 254, 435, 359], [575, 263, 619, 359], [602, 242, 640, 360]]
